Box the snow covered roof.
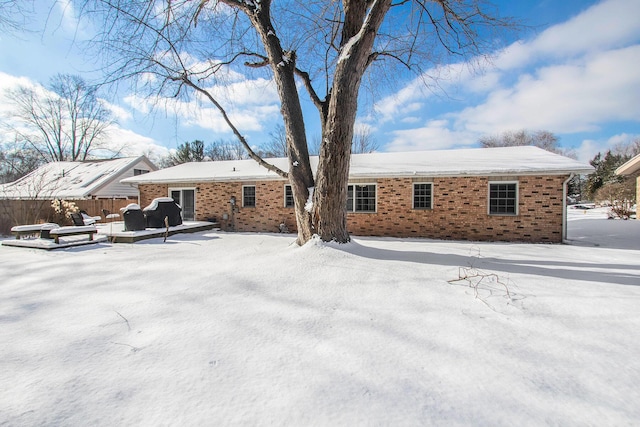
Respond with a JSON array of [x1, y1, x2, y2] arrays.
[[0, 156, 156, 199], [123, 147, 593, 186], [616, 152, 640, 176], [341, 146, 594, 178]]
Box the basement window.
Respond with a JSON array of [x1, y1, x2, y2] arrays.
[[488, 182, 518, 215]]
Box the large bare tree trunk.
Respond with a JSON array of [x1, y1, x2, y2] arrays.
[[313, 0, 391, 243], [314, 93, 357, 243], [250, 3, 315, 245]]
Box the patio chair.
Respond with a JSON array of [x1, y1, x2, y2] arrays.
[[70, 212, 86, 226], [79, 210, 101, 225]]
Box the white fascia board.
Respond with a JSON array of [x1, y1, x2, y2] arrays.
[[616, 153, 640, 175]]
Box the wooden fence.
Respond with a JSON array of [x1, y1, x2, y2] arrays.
[[0, 198, 136, 235]]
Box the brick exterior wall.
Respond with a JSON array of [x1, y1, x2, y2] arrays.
[[139, 181, 297, 234], [138, 174, 568, 242]]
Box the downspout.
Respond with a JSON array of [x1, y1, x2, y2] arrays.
[[562, 173, 575, 243]]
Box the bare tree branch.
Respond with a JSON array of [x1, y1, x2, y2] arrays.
[[4, 74, 114, 162], [177, 74, 288, 179]]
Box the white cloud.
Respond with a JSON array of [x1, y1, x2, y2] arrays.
[[576, 133, 640, 163], [370, 53, 506, 125], [372, 0, 640, 152], [400, 116, 420, 124], [124, 75, 280, 135], [528, 0, 640, 58], [186, 103, 280, 133], [354, 120, 376, 134], [386, 120, 477, 152], [0, 73, 54, 143], [495, 0, 640, 71], [174, 54, 251, 85], [0, 74, 31, 125], [56, 0, 78, 32], [372, 78, 428, 123], [103, 127, 169, 164], [100, 100, 132, 122], [457, 45, 640, 135], [0, 72, 167, 163], [0, 72, 36, 91], [204, 77, 278, 107], [51, 0, 93, 37]]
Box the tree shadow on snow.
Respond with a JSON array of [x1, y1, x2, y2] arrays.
[[566, 219, 640, 251], [339, 241, 640, 287]]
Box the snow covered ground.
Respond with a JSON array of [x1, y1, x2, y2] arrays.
[[1, 208, 639, 425]]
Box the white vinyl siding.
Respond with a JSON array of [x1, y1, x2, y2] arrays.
[[93, 159, 156, 198]]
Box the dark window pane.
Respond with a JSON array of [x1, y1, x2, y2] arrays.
[[346, 185, 354, 212], [171, 190, 181, 204], [284, 185, 294, 207], [355, 185, 376, 212], [489, 183, 517, 215], [243, 186, 256, 207], [413, 183, 432, 209]]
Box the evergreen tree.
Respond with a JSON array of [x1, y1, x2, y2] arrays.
[[585, 151, 630, 199], [165, 140, 205, 166]]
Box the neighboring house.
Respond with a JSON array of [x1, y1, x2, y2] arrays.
[[615, 152, 640, 219], [122, 147, 593, 243], [0, 156, 157, 230], [0, 156, 157, 200]]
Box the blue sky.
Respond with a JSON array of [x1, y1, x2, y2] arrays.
[[1, 0, 639, 164]]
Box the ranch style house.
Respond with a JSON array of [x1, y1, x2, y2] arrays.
[[121, 146, 594, 243]]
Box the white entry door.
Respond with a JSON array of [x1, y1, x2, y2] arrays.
[[170, 188, 195, 221]]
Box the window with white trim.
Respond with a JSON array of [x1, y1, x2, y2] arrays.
[[413, 183, 433, 209], [242, 185, 256, 207], [488, 182, 518, 215], [284, 185, 294, 208], [346, 184, 376, 212]]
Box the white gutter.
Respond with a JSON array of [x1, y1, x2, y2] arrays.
[[123, 168, 595, 186]]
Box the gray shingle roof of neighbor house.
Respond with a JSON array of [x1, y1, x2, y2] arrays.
[[121, 146, 594, 185], [0, 156, 157, 199], [615, 152, 640, 176]]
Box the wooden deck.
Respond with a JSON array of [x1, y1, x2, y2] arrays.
[[2, 235, 108, 250], [1, 221, 220, 250], [97, 221, 220, 243]]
